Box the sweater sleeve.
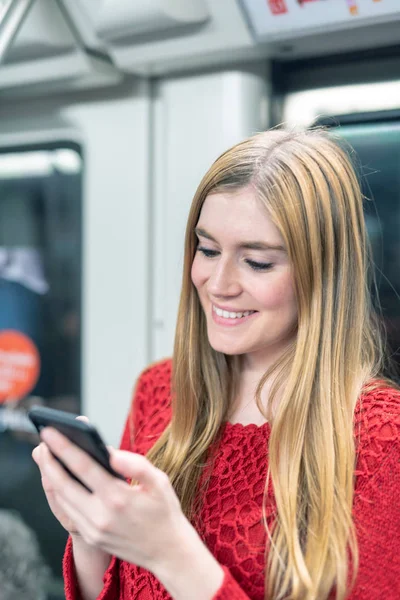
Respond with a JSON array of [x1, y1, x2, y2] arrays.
[[211, 566, 253, 599], [63, 537, 119, 600], [62, 364, 160, 600]]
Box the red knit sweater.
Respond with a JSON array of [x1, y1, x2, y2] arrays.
[[63, 358, 400, 599]]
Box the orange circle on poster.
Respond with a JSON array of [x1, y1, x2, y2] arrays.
[[0, 330, 40, 403]]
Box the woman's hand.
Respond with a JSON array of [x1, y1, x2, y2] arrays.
[[35, 426, 192, 574], [32, 416, 90, 536], [33, 442, 82, 535]]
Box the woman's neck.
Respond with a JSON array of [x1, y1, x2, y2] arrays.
[[227, 353, 286, 425], [227, 372, 274, 426]]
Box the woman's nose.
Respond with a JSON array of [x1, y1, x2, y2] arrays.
[[207, 259, 242, 297]]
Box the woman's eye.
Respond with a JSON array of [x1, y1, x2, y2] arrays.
[[197, 247, 219, 258], [197, 247, 273, 272], [246, 260, 274, 272]]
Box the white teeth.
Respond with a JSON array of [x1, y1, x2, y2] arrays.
[[213, 306, 254, 319]]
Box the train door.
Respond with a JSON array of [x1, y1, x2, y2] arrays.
[[0, 141, 83, 599]]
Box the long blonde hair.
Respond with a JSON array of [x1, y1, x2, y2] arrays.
[[146, 128, 390, 599]]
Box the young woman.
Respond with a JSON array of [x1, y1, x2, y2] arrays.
[[33, 128, 400, 600]]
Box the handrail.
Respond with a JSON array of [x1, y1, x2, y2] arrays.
[[0, 0, 114, 66], [0, 0, 34, 64]]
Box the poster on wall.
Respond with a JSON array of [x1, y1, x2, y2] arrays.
[[242, 0, 400, 41], [0, 248, 47, 433]]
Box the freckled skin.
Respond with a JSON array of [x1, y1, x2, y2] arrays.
[[191, 188, 298, 363]]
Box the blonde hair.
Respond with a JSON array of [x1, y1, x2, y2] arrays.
[[145, 128, 392, 599]]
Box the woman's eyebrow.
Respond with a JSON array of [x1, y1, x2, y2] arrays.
[[194, 227, 286, 252]]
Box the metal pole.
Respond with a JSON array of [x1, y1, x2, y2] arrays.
[[0, 0, 35, 64]]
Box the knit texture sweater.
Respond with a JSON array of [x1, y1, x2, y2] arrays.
[[63, 358, 400, 599]]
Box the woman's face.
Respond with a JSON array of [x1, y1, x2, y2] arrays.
[[191, 187, 298, 363]]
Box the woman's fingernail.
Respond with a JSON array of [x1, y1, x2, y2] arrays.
[[76, 415, 89, 423]]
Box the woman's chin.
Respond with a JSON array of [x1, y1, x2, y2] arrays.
[[208, 339, 244, 356]]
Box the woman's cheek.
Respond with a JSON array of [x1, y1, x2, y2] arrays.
[[254, 273, 296, 310]]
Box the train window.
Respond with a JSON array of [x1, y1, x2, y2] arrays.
[[0, 143, 82, 598], [283, 80, 400, 130]]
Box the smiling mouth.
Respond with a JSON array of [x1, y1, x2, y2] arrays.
[[212, 305, 257, 320]]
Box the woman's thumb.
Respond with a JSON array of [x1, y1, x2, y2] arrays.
[[109, 450, 156, 488]]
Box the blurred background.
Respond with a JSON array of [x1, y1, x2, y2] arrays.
[[0, 1, 399, 598]]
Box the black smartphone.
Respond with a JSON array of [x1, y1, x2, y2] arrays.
[[28, 406, 125, 492]]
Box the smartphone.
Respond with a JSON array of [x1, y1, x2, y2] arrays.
[[28, 406, 125, 492]]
